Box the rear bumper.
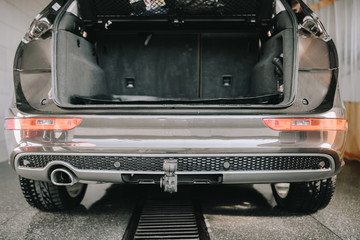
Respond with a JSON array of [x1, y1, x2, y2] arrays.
[[6, 109, 346, 184], [14, 152, 338, 184]]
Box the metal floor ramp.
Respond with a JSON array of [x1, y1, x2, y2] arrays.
[[123, 200, 210, 240]]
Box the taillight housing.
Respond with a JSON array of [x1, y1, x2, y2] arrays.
[[5, 118, 82, 131], [263, 118, 347, 131]]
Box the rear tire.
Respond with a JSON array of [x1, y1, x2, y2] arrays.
[[271, 177, 336, 213], [19, 176, 87, 211]]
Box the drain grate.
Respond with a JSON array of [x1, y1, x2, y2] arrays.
[[123, 200, 210, 240]]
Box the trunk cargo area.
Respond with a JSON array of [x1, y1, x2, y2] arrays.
[[54, 0, 296, 107]]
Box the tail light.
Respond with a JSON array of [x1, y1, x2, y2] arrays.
[[5, 118, 82, 130], [263, 118, 347, 131]]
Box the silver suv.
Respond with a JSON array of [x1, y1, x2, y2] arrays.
[[6, 0, 346, 212]]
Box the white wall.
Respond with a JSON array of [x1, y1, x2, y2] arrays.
[[315, 1, 360, 102], [0, 0, 51, 162], [303, 0, 360, 102]]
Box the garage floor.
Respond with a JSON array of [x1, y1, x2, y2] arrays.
[[0, 160, 359, 240]]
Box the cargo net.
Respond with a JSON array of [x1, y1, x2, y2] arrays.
[[88, 0, 259, 18]]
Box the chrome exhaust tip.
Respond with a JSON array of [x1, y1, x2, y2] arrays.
[[50, 168, 78, 186]]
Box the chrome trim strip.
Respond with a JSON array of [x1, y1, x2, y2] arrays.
[[15, 68, 51, 73]]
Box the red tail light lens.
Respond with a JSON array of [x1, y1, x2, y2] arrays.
[[5, 118, 82, 130], [263, 118, 347, 131]]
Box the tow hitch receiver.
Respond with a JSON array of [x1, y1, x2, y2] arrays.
[[160, 159, 178, 193]]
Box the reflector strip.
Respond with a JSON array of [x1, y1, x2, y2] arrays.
[[5, 118, 82, 130], [263, 118, 347, 131]]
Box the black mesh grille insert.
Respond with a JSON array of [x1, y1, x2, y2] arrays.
[[78, 0, 270, 18], [18, 155, 331, 172]]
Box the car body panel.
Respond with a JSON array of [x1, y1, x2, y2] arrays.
[[6, 0, 347, 189]]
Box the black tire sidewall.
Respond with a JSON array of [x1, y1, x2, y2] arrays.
[[57, 184, 88, 209], [271, 178, 336, 213]]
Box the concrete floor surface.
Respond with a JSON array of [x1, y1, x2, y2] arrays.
[[0, 160, 359, 240]]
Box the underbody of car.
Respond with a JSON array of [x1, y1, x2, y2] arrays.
[[5, 0, 346, 212]]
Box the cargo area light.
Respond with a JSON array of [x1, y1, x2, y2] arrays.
[[5, 118, 82, 130], [263, 118, 347, 131]]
